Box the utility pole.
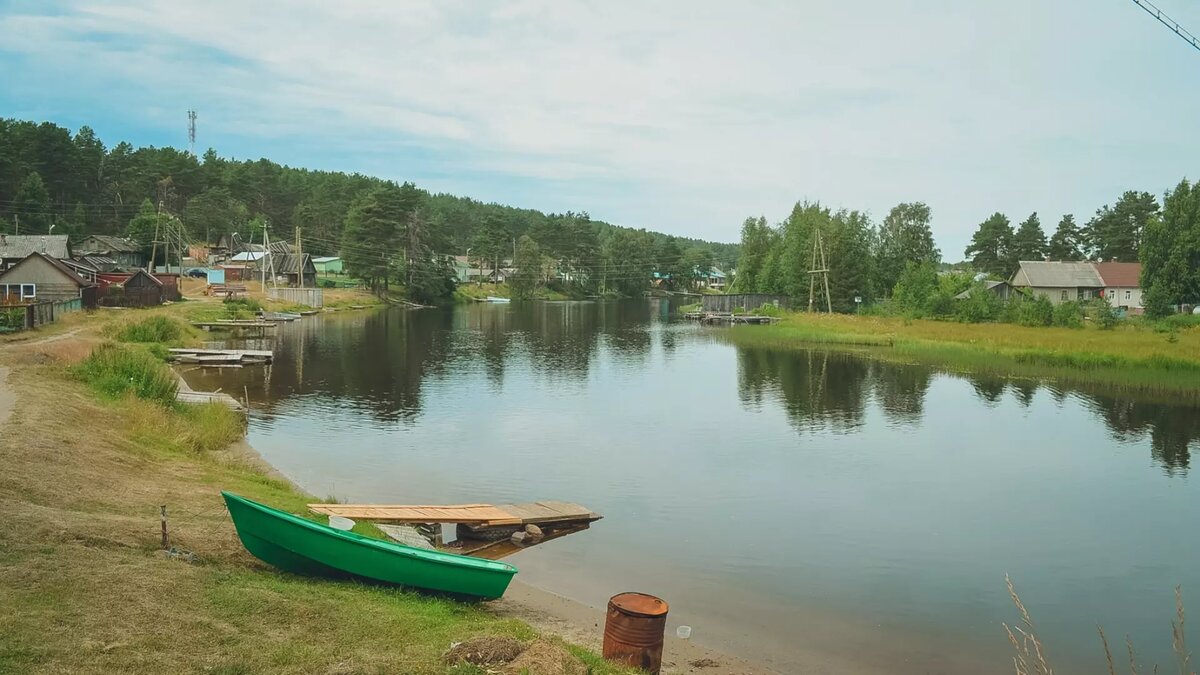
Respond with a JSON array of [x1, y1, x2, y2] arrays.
[[13, 214, 17, 235], [149, 200, 163, 272], [261, 223, 269, 289], [807, 226, 833, 313], [295, 226, 303, 288]]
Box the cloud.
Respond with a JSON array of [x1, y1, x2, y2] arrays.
[[2, 0, 1199, 254]]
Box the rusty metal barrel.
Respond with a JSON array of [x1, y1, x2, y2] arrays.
[[602, 592, 669, 674]]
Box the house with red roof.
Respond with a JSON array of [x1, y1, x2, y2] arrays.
[[1094, 262, 1143, 312]]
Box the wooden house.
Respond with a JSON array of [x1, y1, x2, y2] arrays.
[[0, 234, 71, 271], [73, 235, 145, 269], [1010, 261, 1104, 304], [0, 252, 96, 306]]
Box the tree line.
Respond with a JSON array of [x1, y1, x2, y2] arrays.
[[0, 118, 739, 302], [734, 182, 1200, 319]]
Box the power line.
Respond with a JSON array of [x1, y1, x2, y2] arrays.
[[1132, 0, 1200, 53]]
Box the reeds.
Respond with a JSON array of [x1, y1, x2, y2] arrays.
[[114, 315, 185, 343], [1006, 577, 1195, 675], [73, 342, 178, 406]]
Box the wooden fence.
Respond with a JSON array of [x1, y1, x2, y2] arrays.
[[0, 297, 84, 332], [701, 294, 790, 313], [268, 287, 324, 308]]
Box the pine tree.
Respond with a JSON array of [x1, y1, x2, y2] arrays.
[[1010, 212, 1047, 262], [964, 212, 1014, 278], [1141, 180, 1200, 317], [1046, 214, 1084, 260], [1086, 191, 1158, 261], [14, 172, 53, 232]]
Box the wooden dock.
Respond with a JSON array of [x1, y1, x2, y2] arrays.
[[169, 348, 273, 365], [308, 501, 602, 528], [683, 311, 775, 325]]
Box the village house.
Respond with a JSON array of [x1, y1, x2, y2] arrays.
[[255, 253, 317, 287], [1010, 261, 1104, 304], [73, 235, 145, 269], [95, 269, 164, 307], [0, 251, 96, 306], [0, 234, 71, 271], [1094, 261, 1144, 312], [313, 256, 343, 275]]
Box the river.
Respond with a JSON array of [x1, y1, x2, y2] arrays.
[[188, 299, 1200, 673]]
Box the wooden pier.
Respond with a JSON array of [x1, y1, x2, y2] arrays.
[[169, 347, 274, 365], [308, 501, 601, 528], [683, 311, 775, 325]]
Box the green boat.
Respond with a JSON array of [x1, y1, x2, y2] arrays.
[[222, 492, 517, 600]]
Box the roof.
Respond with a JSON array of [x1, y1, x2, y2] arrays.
[[260, 253, 315, 275], [312, 256, 340, 263], [78, 235, 141, 253], [0, 252, 88, 287], [1011, 261, 1102, 288], [0, 234, 70, 260], [230, 251, 267, 262], [954, 280, 1010, 300], [1094, 261, 1141, 288]]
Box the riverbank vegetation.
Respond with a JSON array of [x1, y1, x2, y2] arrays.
[[1, 322, 632, 674], [728, 311, 1200, 396]]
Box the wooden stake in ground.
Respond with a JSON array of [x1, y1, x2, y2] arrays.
[[160, 505, 169, 549]]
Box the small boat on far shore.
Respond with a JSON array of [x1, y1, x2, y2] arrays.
[[484, 296, 511, 303], [222, 492, 517, 600]]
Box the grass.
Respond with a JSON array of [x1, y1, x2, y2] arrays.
[[725, 311, 1200, 398], [73, 342, 179, 405], [1005, 576, 1195, 675], [453, 283, 570, 303], [111, 315, 190, 344], [0, 341, 634, 675]]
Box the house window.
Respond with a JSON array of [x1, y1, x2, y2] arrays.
[[1107, 289, 1115, 299], [1125, 290, 1131, 301], [1061, 290, 1069, 301], [21, 284, 35, 300], [0, 284, 35, 301]]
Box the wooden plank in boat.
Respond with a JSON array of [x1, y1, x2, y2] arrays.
[[307, 503, 522, 525]]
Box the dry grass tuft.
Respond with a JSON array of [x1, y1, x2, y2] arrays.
[[443, 635, 525, 666], [502, 639, 586, 675]]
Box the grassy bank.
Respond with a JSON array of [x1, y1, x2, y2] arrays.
[[0, 331, 630, 673], [453, 283, 569, 303], [726, 311, 1200, 397]]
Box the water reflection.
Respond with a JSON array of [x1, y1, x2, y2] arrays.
[[733, 344, 1200, 474], [187, 303, 1200, 476]]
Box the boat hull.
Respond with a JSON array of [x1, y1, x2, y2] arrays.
[[222, 492, 517, 599]]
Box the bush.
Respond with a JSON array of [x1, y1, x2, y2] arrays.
[[954, 284, 1003, 323], [177, 402, 245, 453], [116, 316, 184, 343], [1088, 299, 1119, 330], [74, 343, 178, 406], [1013, 295, 1054, 327], [320, 278, 336, 288], [1052, 301, 1084, 328]]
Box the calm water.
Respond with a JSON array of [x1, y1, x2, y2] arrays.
[[190, 301, 1200, 673]]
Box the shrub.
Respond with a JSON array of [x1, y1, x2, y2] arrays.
[[1052, 301, 1084, 328], [1014, 295, 1054, 327], [116, 316, 185, 343], [74, 343, 178, 406], [1088, 298, 1119, 330], [954, 284, 1003, 323]]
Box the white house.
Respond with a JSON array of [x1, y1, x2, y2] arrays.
[[1094, 262, 1143, 312]]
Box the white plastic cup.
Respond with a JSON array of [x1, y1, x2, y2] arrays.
[[329, 516, 355, 531], [676, 625, 692, 639]]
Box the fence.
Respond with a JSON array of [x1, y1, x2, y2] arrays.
[[267, 287, 324, 308], [0, 297, 84, 332], [701, 294, 790, 313]]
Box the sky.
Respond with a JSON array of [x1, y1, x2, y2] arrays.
[[1, 0, 1198, 256]]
